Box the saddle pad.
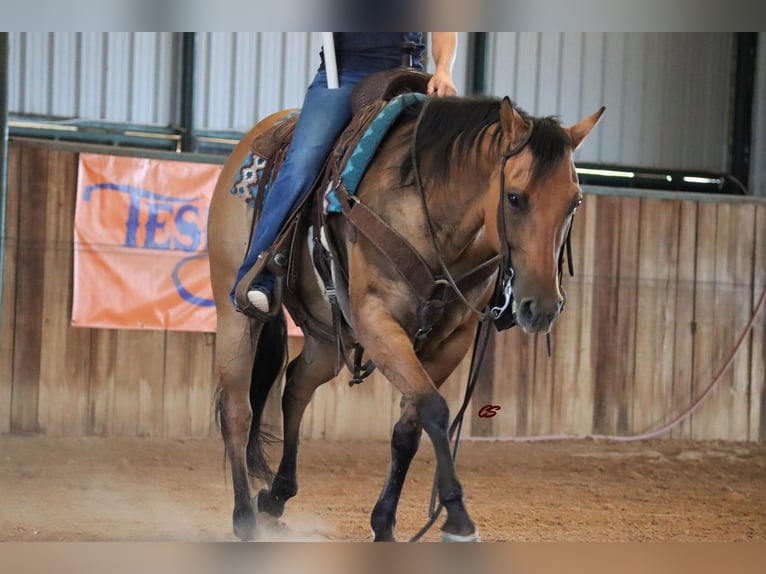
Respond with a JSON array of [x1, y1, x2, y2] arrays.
[[325, 92, 426, 213], [230, 111, 300, 206]]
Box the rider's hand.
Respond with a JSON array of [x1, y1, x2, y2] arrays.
[[427, 69, 457, 97]]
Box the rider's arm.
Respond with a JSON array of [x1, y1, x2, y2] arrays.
[[427, 33, 458, 97]]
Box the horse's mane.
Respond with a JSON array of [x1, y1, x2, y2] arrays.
[[399, 96, 571, 185]]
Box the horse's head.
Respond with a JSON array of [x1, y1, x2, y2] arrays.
[[486, 97, 604, 334]]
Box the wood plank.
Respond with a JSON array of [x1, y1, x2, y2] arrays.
[[727, 204, 756, 440], [188, 332, 216, 437], [532, 332, 556, 435], [632, 198, 679, 437], [163, 331, 193, 437], [570, 193, 597, 434], [613, 197, 641, 436], [137, 330, 168, 436], [112, 329, 166, 436], [10, 146, 49, 433], [88, 329, 118, 435], [470, 329, 496, 438], [38, 150, 91, 435], [590, 195, 621, 435], [0, 146, 21, 434], [163, 330, 216, 438], [552, 277, 587, 436], [703, 202, 738, 439], [491, 327, 529, 437], [548, 196, 590, 437], [695, 202, 739, 440], [753, 205, 766, 442], [670, 200, 697, 439], [690, 202, 719, 439], [58, 150, 92, 435]]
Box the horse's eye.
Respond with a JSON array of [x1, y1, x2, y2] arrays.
[[508, 193, 521, 208]]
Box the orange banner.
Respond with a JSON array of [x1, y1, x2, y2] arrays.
[[73, 153, 221, 332], [74, 153, 302, 335]]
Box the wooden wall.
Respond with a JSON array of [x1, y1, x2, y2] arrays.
[[2, 140, 765, 441]]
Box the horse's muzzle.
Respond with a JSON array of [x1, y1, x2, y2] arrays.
[[515, 297, 564, 333]]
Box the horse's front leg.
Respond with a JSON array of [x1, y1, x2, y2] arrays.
[[353, 300, 478, 542], [257, 336, 337, 518], [370, 320, 478, 541], [370, 398, 421, 541]]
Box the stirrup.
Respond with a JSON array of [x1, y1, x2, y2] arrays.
[[233, 251, 283, 320]]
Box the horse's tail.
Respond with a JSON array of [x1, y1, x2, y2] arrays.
[[246, 311, 288, 484]]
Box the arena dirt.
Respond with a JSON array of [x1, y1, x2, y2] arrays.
[[1, 436, 764, 542]]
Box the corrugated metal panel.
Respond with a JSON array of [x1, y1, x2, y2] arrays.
[[486, 33, 734, 172], [9, 32, 470, 133], [752, 33, 766, 198], [196, 32, 471, 132], [8, 32, 178, 125], [9, 33, 739, 175], [196, 32, 322, 132]]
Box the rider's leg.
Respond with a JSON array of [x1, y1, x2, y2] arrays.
[[231, 69, 366, 312]]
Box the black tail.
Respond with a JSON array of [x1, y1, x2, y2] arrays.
[[246, 311, 288, 484]]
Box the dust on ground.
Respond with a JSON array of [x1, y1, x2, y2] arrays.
[[1, 436, 764, 542]]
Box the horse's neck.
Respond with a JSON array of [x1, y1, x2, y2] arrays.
[[422, 150, 499, 266]]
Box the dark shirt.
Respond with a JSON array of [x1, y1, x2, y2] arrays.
[[319, 32, 425, 73]]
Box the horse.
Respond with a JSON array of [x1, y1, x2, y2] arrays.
[[207, 93, 604, 541]]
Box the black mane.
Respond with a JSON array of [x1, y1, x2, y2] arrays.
[[399, 96, 571, 185]]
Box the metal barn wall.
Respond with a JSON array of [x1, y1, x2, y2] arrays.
[[7, 32, 471, 134], [752, 32, 766, 198], [485, 33, 734, 172], [7, 32, 737, 173], [8, 33, 180, 125], [194, 32, 471, 132], [194, 32, 321, 132]]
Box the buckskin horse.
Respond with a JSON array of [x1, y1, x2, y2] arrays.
[[207, 80, 604, 541]]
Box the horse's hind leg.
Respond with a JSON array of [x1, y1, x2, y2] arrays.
[[256, 335, 337, 518], [370, 398, 421, 541], [214, 309, 262, 540]]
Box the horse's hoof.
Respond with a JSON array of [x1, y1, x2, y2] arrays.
[[256, 489, 285, 518], [232, 506, 256, 541], [372, 529, 396, 542], [441, 529, 481, 542]]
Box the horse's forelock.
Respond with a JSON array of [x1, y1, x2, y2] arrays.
[[526, 116, 571, 183]]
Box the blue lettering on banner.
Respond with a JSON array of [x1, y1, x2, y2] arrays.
[[172, 254, 215, 308], [83, 182, 214, 307]]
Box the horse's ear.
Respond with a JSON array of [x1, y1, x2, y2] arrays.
[[567, 106, 606, 150], [500, 96, 530, 144]]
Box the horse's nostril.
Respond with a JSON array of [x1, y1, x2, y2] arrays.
[[519, 299, 534, 321]]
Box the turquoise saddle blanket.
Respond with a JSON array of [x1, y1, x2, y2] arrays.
[[230, 92, 426, 214]]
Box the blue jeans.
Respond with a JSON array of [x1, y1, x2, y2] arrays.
[[231, 69, 370, 304]]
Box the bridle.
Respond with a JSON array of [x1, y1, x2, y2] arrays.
[[412, 101, 535, 324], [488, 119, 535, 322]]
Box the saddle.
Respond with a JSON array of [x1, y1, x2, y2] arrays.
[[233, 67, 432, 321]]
